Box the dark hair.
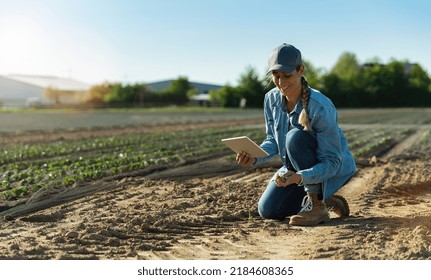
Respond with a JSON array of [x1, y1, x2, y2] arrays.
[[299, 76, 311, 131]]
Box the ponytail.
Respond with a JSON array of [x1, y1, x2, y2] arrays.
[[298, 76, 311, 131]]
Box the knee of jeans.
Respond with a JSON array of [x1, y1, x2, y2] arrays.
[[285, 128, 306, 151], [258, 198, 280, 219]]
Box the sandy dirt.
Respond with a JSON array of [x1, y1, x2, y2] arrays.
[[0, 122, 430, 260]]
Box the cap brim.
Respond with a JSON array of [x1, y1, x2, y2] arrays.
[[267, 64, 296, 74]]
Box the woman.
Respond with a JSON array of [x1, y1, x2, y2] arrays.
[[236, 43, 356, 226]]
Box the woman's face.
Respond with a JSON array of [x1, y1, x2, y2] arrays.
[[272, 67, 303, 98]]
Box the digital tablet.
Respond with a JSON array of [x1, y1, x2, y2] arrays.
[[221, 136, 269, 157]]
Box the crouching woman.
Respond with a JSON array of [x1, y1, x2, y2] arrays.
[[236, 43, 356, 226]]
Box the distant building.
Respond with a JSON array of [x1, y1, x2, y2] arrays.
[[146, 79, 223, 106], [0, 74, 90, 107]]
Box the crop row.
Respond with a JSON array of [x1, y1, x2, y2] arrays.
[[0, 127, 267, 201], [0, 125, 414, 201], [346, 127, 413, 158]]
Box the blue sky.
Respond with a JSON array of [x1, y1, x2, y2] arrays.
[[0, 0, 430, 86]]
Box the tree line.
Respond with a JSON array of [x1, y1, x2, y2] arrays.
[[210, 52, 431, 108], [77, 76, 196, 106], [59, 51, 430, 108]]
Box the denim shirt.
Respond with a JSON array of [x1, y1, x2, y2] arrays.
[[255, 87, 357, 199]]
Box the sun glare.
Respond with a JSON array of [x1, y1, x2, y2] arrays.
[[0, 15, 47, 73]]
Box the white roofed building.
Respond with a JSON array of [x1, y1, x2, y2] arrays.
[[0, 74, 91, 107]]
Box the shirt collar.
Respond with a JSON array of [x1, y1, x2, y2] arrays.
[[271, 91, 303, 114]]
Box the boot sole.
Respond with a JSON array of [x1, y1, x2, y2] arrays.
[[325, 194, 350, 217], [289, 216, 330, 226]]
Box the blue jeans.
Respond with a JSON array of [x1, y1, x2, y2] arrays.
[[258, 128, 320, 219]]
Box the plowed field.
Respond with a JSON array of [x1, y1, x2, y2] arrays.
[[0, 108, 430, 260]]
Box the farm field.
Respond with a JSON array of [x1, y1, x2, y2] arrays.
[[0, 107, 430, 260]]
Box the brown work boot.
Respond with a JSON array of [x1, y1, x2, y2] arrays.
[[289, 193, 330, 226], [325, 195, 350, 217]]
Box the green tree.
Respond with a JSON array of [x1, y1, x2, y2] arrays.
[[408, 64, 430, 89], [209, 84, 242, 107], [162, 76, 192, 104], [237, 66, 266, 108], [331, 52, 360, 81], [362, 61, 408, 106], [321, 52, 362, 107], [187, 88, 199, 100], [210, 67, 266, 108], [104, 83, 131, 104], [82, 82, 113, 103], [303, 59, 324, 90], [321, 73, 347, 107], [407, 64, 431, 106], [104, 83, 151, 105]]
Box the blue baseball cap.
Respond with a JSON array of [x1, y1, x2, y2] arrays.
[[267, 43, 302, 74]]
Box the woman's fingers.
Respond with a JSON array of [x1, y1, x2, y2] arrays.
[[235, 151, 244, 163], [275, 177, 288, 187], [237, 151, 248, 165], [275, 172, 297, 187], [236, 151, 254, 167]]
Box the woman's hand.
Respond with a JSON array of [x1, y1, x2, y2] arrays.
[[236, 151, 256, 168], [275, 172, 302, 187]]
